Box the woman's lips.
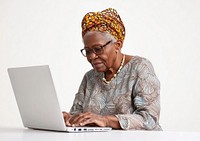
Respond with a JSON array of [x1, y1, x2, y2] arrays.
[[93, 62, 103, 68]]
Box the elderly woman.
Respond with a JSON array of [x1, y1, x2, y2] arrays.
[[63, 8, 162, 130]]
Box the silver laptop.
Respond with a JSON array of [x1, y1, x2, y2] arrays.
[[8, 65, 112, 132]]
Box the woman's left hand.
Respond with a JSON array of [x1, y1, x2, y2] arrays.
[[66, 112, 108, 127]]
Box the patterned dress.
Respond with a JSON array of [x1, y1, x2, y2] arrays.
[[70, 56, 162, 130]]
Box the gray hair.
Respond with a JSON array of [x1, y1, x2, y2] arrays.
[[83, 31, 117, 43]]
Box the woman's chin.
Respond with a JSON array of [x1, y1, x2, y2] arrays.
[[93, 66, 105, 72], [94, 68, 105, 72]]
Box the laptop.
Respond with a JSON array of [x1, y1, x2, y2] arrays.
[[7, 65, 112, 132]]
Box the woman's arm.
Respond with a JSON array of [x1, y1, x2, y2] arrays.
[[116, 59, 161, 130]]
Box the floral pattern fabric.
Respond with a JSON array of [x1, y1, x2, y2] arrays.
[[70, 56, 162, 130]]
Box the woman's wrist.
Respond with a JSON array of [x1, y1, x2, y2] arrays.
[[104, 115, 121, 129]]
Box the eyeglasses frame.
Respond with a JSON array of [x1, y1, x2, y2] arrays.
[[80, 40, 112, 57]]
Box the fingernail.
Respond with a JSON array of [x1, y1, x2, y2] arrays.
[[66, 121, 71, 126]]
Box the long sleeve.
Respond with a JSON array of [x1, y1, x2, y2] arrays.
[[116, 59, 161, 130], [69, 74, 87, 115]]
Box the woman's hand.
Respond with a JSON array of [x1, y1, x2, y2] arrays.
[[67, 112, 108, 127], [62, 111, 72, 125]]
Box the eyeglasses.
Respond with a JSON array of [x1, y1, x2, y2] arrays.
[[80, 40, 112, 57]]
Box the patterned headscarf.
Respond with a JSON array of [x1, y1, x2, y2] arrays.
[[81, 8, 125, 42]]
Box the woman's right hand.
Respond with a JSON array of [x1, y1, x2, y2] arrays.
[[62, 111, 72, 126]]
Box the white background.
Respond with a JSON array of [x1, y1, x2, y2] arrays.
[[1, 0, 200, 131]]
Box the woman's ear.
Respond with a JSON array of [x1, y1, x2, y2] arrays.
[[114, 40, 123, 52]]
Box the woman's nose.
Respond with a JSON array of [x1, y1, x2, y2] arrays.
[[88, 52, 98, 60]]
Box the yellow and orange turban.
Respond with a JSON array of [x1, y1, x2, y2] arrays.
[[81, 8, 125, 42]]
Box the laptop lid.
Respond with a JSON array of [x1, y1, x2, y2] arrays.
[[7, 65, 112, 132], [8, 65, 68, 131]]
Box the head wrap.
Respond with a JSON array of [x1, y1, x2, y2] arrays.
[[81, 8, 125, 42]]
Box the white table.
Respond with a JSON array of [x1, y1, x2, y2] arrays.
[[1, 127, 200, 141]]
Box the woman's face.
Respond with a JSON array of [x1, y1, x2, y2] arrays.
[[83, 32, 118, 72]]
